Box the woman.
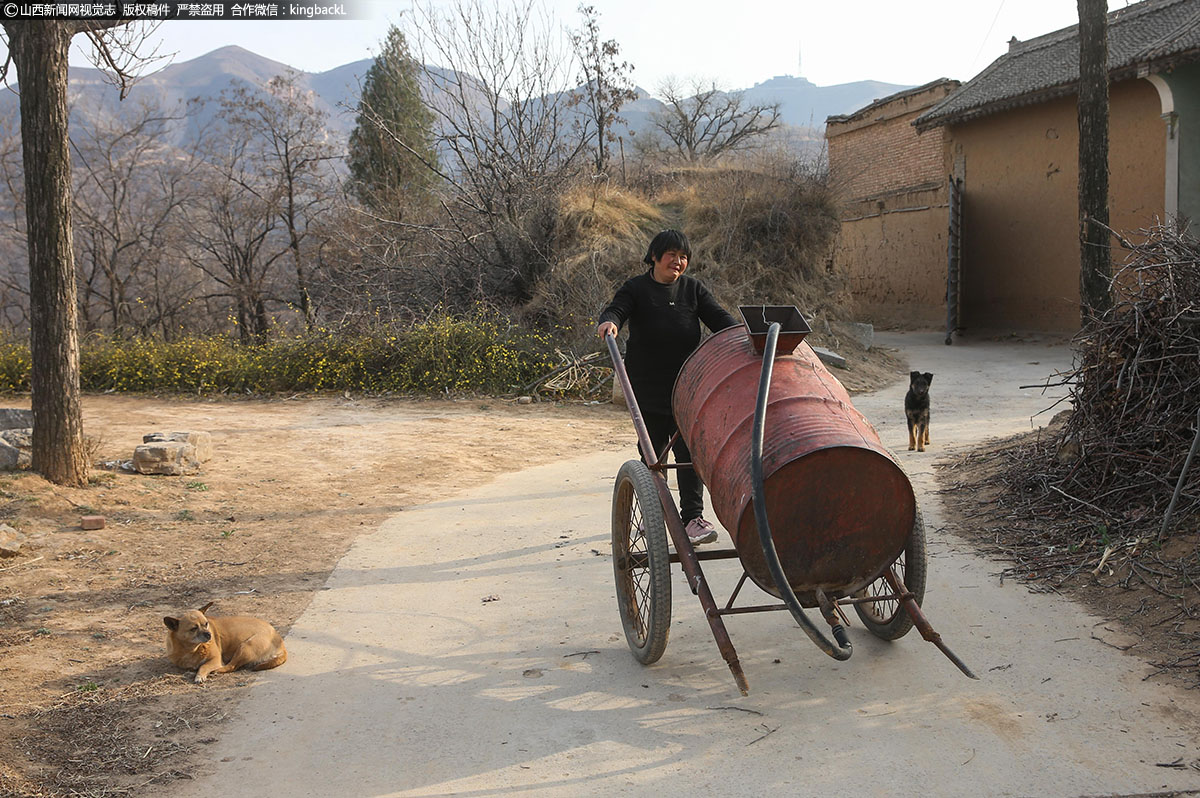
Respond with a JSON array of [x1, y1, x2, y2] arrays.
[[597, 230, 737, 545]]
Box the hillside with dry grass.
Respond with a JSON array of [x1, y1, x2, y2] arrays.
[[530, 157, 853, 353]]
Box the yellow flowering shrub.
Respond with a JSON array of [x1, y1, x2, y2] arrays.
[[0, 311, 559, 397], [0, 334, 31, 393]]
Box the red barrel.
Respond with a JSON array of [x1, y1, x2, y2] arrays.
[[673, 325, 914, 604]]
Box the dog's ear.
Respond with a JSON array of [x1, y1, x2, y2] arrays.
[[164, 616, 179, 631], [924, 372, 933, 383], [198, 601, 215, 614], [909, 370, 920, 380]]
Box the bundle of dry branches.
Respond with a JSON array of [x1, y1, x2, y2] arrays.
[[972, 222, 1200, 545], [939, 223, 1200, 684], [524, 349, 612, 399], [1061, 222, 1200, 532]]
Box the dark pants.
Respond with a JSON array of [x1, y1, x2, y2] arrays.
[[642, 411, 704, 523]]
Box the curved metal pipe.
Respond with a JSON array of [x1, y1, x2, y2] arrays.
[[751, 322, 853, 660]]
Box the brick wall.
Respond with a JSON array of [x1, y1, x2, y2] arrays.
[[826, 81, 958, 202], [828, 123, 945, 200], [825, 81, 959, 327]]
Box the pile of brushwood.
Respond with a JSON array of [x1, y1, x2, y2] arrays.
[[940, 223, 1200, 683]]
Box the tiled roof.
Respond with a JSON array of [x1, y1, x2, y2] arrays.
[[826, 78, 960, 125], [915, 0, 1200, 130]]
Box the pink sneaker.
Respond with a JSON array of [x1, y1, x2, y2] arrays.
[[684, 517, 718, 545]]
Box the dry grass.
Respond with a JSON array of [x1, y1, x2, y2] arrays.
[[539, 159, 850, 352], [12, 677, 220, 797], [646, 162, 847, 324], [524, 184, 662, 347], [558, 183, 665, 246]]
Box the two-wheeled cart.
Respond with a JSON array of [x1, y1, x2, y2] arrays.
[[605, 306, 977, 695]]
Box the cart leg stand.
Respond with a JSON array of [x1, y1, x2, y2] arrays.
[[884, 569, 979, 679]]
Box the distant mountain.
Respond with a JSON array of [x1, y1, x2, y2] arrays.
[[743, 75, 913, 128], [1, 45, 913, 154], [1, 45, 368, 148]]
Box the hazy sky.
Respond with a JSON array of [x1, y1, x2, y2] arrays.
[[39, 0, 1132, 94]]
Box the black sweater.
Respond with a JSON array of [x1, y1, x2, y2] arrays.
[[599, 270, 737, 414]]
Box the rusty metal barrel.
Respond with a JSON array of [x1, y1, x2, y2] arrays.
[[672, 316, 915, 605]]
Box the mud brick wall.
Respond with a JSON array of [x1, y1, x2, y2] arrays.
[[826, 81, 958, 328], [827, 81, 956, 203]]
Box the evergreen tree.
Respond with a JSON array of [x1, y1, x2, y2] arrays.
[[347, 25, 438, 209]]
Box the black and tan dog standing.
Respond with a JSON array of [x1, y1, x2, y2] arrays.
[[905, 371, 933, 452], [164, 601, 287, 684]]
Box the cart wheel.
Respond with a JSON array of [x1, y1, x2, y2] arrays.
[[611, 459, 671, 664], [853, 505, 928, 640]]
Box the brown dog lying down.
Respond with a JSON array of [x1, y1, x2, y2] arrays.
[[164, 601, 287, 684]]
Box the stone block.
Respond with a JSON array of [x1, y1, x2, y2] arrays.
[[2, 428, 31, 449], [0, 522, 22, 558], [0, 429, 31, 470], [840, 321, 875, 351], [610, 379, 627, 408], [0, 409, 32, 430], [813, 345, 848, 369], [80, 515, 106, 530], [133, 441, 200, 475], [0, 438, 22, 471], [144, 431, 213, 462]]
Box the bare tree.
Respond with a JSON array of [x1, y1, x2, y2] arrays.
[[220, 72, 340, 328], [310, 203, 432, 326], [389, 0, 588, 305], [1078, 0, 1112, 318], [181, 126, 288, 344], [71, 100, 202, 337], [645, 77, 781, 163], [0, 20, 160, 486], [0, 116, 30, 330], [174, 74, 343, 343], [569, 5, 637, 178]]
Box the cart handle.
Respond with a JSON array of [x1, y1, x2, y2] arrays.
[[604, 331, 659, 466], [751, 322, 853, 661], [604, 328, 750, 693]]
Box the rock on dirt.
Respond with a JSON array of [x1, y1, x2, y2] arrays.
[[143, 431, 213, 462], [133, 441, 201, 475], [0, 408, 32, 429], [0, 522, 23, 557]]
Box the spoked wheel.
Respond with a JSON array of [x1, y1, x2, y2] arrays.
[[611, 459, 671, 664], [853, 505, 928, 640]]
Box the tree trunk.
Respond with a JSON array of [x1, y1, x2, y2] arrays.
[[1078, 0, 1112, 319], [253, 298, 269, 342], [236, 297, 252, 344], [286, 193, 315, 328], [5, 22, 88, 486]]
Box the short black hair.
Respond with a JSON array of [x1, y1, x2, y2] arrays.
[[643, 229, 691, 265]]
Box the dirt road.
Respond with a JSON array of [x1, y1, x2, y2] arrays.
[[150, 332, 1200, 798]]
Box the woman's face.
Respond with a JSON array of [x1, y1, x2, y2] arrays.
[[651, 249, 689, 284]]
